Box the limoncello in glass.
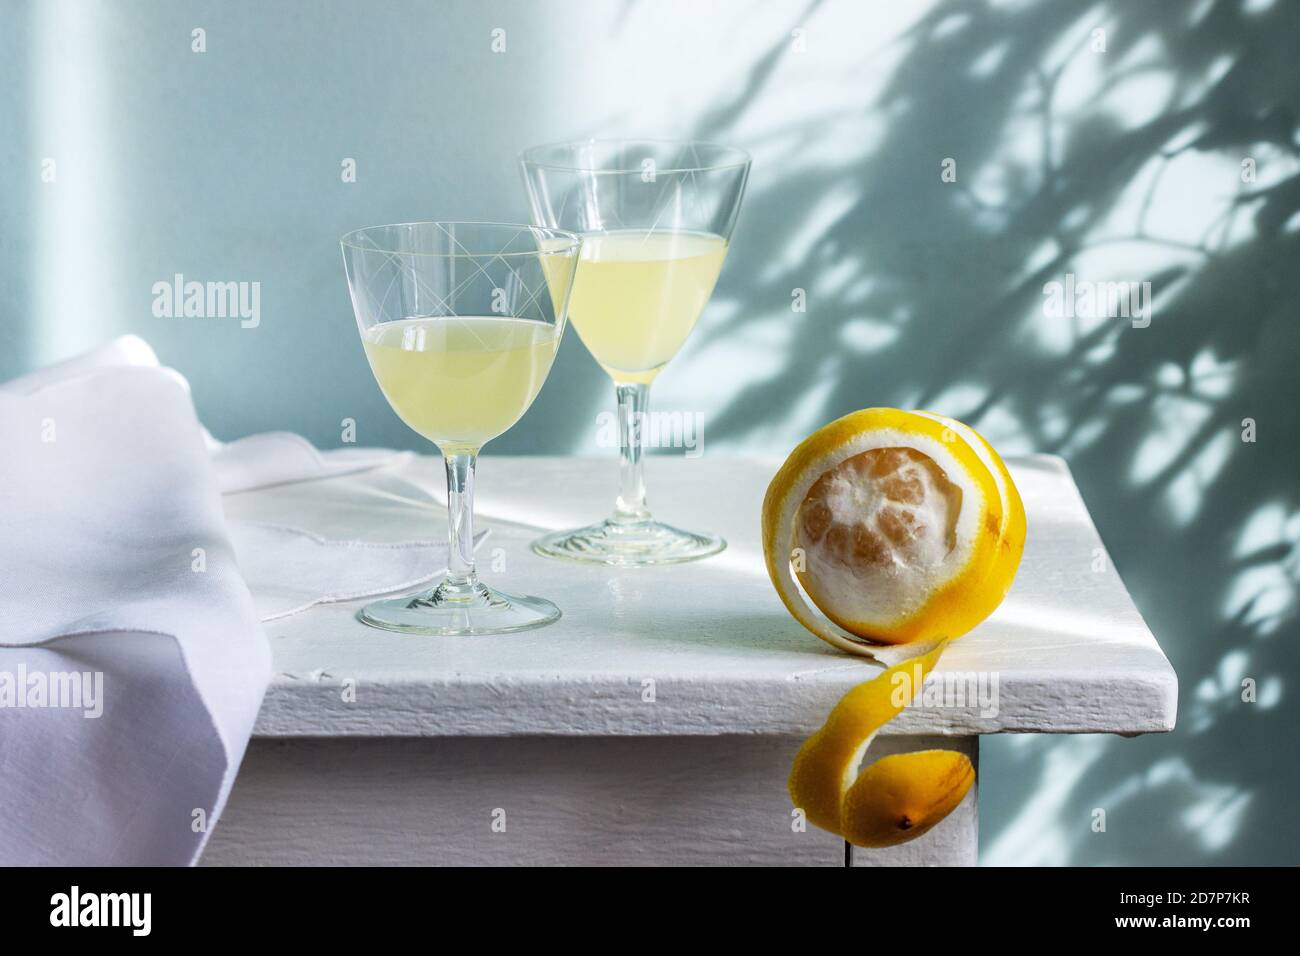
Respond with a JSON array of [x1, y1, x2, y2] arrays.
[[363, 316, 561, 454], [558, 230, 728, 384]]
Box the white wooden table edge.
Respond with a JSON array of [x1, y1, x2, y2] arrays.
[[214, 453, 1178, 867], [251, 669, 1177, 737], [241, 453, 1178, 740]]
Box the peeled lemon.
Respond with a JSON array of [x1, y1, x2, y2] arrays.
[[763, 408, 1025, 655]]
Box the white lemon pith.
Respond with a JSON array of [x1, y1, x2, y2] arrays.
[[763, 408, 1025, 653], [796, 445, 966, 633]]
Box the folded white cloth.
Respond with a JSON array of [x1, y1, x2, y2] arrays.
[[233, 522, 458, 621], [0, 336, 412, 494], [0, 338, 453, 864], [0, 365, 270, 864], [214, 433, 404, 495], [0, 336, 453, 624]]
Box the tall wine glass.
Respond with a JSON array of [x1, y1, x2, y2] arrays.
[[521, 139, 750, 566], [341, 221, 580, 634]]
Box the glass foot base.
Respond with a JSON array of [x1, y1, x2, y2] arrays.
[[358, 582, 560, 636], [532, 518, 726, 567]]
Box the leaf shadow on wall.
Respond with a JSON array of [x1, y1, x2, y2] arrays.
[[682, 0, 1299, 864]]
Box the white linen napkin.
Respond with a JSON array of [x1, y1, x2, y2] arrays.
[[0, 339, 457, 864], [0, 336, 452, 624], [232, 522, 459, 621], [213, 433, 405, 495], [0, 335, 413, 493], [0, 365, 271, 865]]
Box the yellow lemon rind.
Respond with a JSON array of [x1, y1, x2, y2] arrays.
[[788, 642, 947, 835], [913, 410, 1027, 629], [840, 749, 975, 848]]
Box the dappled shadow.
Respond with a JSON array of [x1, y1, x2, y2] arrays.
[[681, 0, 1298, 864]]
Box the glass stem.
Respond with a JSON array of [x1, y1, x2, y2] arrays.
[[441, 451, 480, 598], [614, 382, 651, 525]]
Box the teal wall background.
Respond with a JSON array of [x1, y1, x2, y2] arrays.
[[1, 0, 1296, 864]]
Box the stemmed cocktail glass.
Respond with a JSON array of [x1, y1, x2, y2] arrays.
[[521, 139, 750, 566], [341, 221, 580, 634]]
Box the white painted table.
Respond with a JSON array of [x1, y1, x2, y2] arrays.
[[204, 455, 1176, 867]]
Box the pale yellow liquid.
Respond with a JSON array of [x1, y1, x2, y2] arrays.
[[551, 230, 727, 384], [363, 316, 559, 453]]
